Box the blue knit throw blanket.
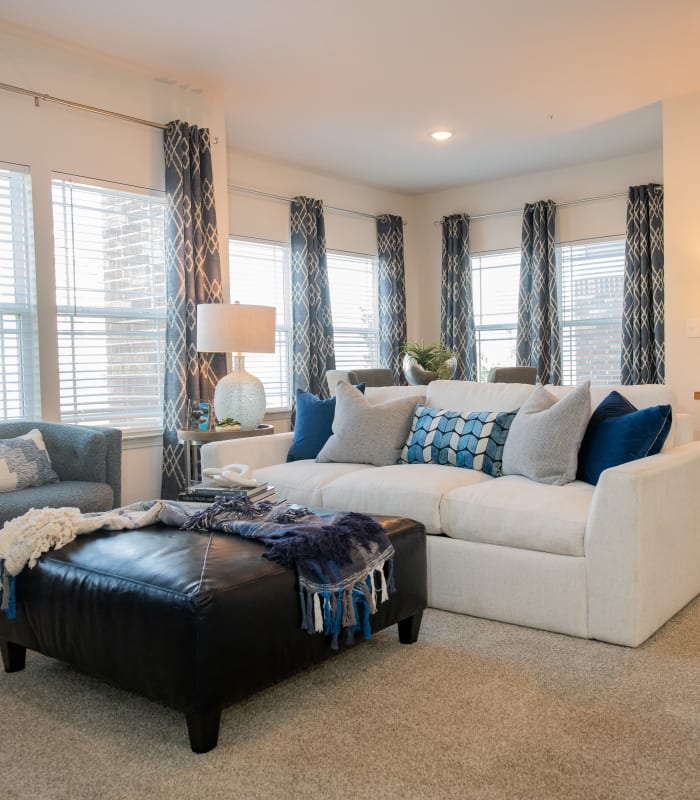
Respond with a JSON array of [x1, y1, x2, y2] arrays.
[[183, 498, 395, 649]]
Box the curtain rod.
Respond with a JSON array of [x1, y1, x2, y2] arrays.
[[228, 183, 393, 223], [434, 191, 628, 225], [2, 80, 171, 133]]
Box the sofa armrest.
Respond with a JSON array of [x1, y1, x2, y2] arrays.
[[201, 432, 294, 473], [585, 441, 700, 646]]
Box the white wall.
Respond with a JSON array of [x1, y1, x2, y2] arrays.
[[0, 24, 229, 503], [663, 91, 700, 436], [413, 149, 664, 341]]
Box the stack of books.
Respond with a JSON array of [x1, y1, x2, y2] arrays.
[[179, 482, 277, 504]]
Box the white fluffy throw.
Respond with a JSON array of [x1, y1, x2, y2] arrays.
[[0, 501, 180, 577]]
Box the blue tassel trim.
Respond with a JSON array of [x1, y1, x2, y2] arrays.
[[299, 558, 394, 649]]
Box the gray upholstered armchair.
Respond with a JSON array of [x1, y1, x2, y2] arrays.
[[0, 422, 122, 527], [326, 368, 395, 395]]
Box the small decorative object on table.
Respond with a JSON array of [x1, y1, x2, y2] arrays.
[[214, 416, 241, 432], [187, 399, 212, 431], [402, 341, 457, 385]]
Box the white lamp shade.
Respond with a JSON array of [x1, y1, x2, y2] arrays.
[[196, 303, 276, 353]]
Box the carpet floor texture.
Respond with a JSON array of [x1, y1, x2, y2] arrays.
[[1, 599, 699, 800]]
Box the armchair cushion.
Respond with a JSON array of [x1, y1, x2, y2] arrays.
[[0, 429, 59, 492]]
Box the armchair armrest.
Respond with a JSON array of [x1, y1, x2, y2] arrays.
[[201, 432, 294, 474], [585, 441, 700, 646]]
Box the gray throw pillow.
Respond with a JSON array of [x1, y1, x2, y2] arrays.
[[502, 381, 591, 485], [0, 428, 60, 492], [316, 382, 418, 467]]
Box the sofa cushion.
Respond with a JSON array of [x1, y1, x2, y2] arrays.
[[254, 460, 373, 507], [426, 380, 534, 415], [502, 381, 591, 485], [321, 463, 493, 534], [399, 405, 518, 477], [287, 384, 365, 462], [0, 429, 59, 493], [577, 391, 672, 485], [316, 382, 418, 467], [440, 475, 594, 557]]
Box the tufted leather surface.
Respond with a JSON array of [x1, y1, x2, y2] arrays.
[[0, 516, 426, 715]]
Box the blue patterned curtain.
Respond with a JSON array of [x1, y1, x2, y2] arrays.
[[516, 200, 562, 385], [161, 121, 226, 499], [377, 214, 407, 384], [621, 184, 665, 385], [441, 214, 477, 381], [290, 197, 336, 398]]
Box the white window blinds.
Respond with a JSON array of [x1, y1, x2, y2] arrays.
[[52, 178, 166, 431], [0, 164, 38, 420], [559, 238, 625, 385], [471, 249, 520, 381], [327, 251, 379, 370], [229, 238, 292, 409]]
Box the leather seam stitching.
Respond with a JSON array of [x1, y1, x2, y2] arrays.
[[195, 533, 214, 593]]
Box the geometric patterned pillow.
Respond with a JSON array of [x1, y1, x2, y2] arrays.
[[0, 428, 60, 493], [399, 405, 519, 477]]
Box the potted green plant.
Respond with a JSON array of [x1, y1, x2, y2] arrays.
[[402, 341, 457, 385]]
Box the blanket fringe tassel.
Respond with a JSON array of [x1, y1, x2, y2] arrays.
[[300, 558, 395, 650]]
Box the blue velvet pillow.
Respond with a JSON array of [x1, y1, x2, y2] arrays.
[[576, 391, 672, 485], [287, 384, 365, 462], [399, 404, 518, 477]]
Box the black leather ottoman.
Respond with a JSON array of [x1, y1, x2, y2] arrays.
[[0, 515, 426, 752]]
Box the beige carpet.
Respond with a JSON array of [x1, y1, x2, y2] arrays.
[[1, 599, 699, 800]]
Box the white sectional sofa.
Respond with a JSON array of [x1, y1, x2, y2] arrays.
[[201, 381, 700, 647]]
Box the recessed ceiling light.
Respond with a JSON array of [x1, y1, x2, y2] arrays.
[[431, 130, 453, 141]]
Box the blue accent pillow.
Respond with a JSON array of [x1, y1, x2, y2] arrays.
[[576, 391, 672, 485], [399, 404, 518, 477], [287, 384, 365, 462]]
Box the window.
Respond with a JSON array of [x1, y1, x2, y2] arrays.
[[229, 238, 292, 409], [559, 238, 625, 385], [471, 249, 520, 381], [0, 164, 38, 420], [471, 238, 625, 385], [327, 251, 379, 370], [52, 177, 166, 432]]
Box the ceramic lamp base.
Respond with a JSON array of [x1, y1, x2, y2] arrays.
[[213, 355, 266, 431]]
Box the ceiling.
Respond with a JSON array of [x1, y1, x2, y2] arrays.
[[2, 0, 700, 193]]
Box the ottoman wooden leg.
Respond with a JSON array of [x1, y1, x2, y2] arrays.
[[0, 639, 26, 673], [397, 611, 423, 644], [186, 707, 222, 754]]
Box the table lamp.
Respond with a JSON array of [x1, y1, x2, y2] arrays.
[[196, 302, 276, 430]]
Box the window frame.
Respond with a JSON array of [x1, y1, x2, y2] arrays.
[[51, 174, 167, 434], [0, 162, 39, 421], [470, 247, 521, 382], [326, 248, 380, 372], [228, 235, 293, 411]]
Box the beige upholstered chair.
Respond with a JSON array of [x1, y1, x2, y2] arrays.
[[486, 366, 537, 384]]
